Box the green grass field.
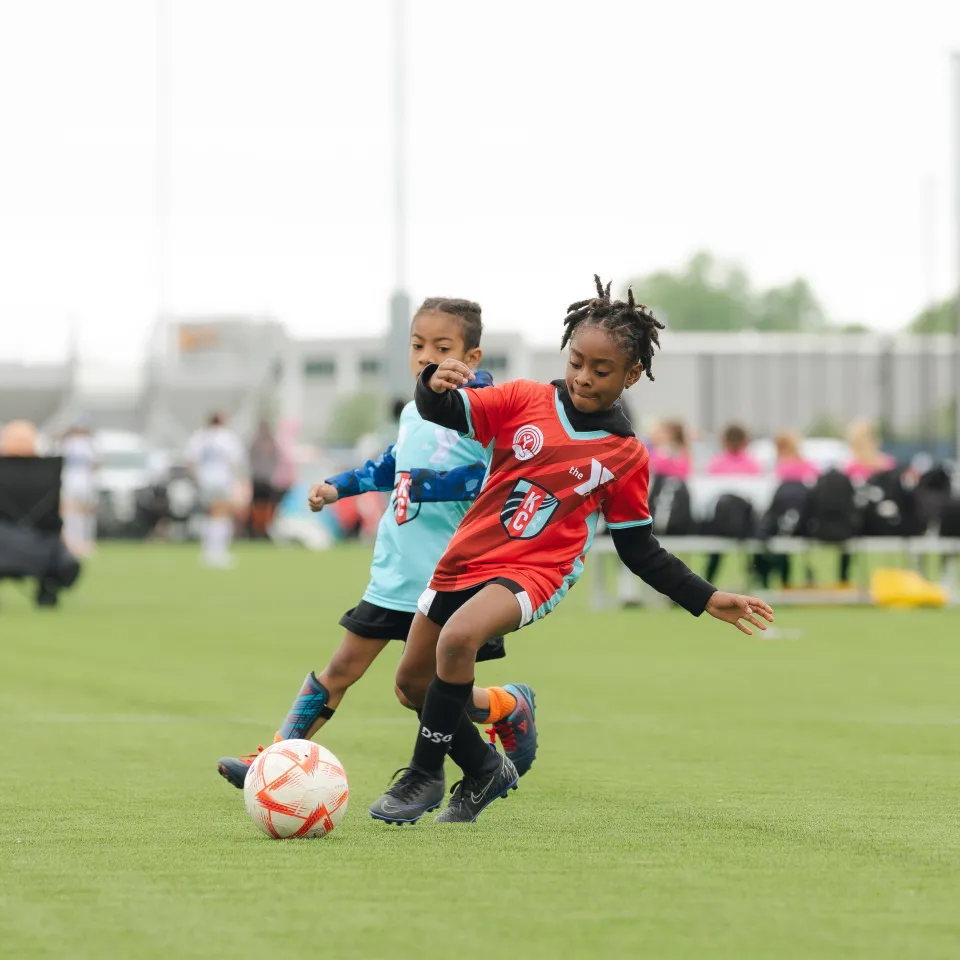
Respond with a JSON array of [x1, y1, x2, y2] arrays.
[[2, 544, 959, 959]]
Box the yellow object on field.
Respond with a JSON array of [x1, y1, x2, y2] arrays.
[[870, 568, 947, 609]]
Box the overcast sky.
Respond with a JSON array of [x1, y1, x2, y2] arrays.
[[2, 0, 960, 365]]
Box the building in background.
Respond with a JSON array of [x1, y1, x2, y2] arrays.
[[1, 316, 956, 456]]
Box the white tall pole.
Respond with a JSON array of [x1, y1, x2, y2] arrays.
[[385, 0, 412, 411], [922, 173, 936, 307], [393, 0, 407, 296], [953, 54, 960, 460], [155, 0, 172, 361]]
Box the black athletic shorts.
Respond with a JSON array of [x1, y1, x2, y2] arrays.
[[416, 577, 529, 630], [339, 599, 505, 661]]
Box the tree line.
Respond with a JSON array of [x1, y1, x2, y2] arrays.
[[625, 251, 957, 334]]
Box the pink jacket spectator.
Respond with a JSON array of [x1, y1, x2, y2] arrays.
[[706, 451, 762, 476], [845, 455, 895, 483], [776, 459, 819, 484], [649, 450, 691, 480]]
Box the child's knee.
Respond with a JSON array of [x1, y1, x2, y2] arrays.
[[394, 684, 417, 710], [395, 664, 430, 707], [436, 627, 480, 668]]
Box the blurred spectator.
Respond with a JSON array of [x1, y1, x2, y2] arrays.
[[648, 419, 691, 479], [186, 412, 244, 568], [248, 420, 280, 539], [705, 424, 761, 583], [59, 420, 98, 558], [0, 419, 81, 606], [755, 431, 819, 588], [272, 418, 298, 505], [0, 420, 39, 456], [707, 424, 762, 476], [844, 419, 894, 483], [774, 430, 819, 483], [840, 419, 894, 585]]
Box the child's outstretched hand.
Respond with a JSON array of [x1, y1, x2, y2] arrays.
[[704, 592, 775, 635], [307, 482, 339, 513], [428, 359, 475, 393]]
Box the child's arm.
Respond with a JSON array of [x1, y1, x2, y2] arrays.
[[414, 363, 471, 433], [309, 445, 397, 512], [611, 525, 774, 634], [611, 524, 715, 614], [407, 461, 486, 503], [605, 451, 774, 634], [415, 360, 517, 444], [326, 444, 397, 497]]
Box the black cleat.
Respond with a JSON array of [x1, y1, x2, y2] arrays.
[[435, 751, 518, 823], [369, 765, 446, 825]]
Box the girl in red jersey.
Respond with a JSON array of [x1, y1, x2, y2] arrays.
[[369, 277, 775, 825]]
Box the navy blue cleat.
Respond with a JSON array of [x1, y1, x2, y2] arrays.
[[435, 750, 518, 823], [217, 746, 265, 789], [369, 766, 446, 825], [488, 683, 538, 777]]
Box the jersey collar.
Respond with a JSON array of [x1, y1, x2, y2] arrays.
[[550, 380, 635, 439]]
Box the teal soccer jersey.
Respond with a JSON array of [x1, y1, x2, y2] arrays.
[[325, 374, 492, 613]]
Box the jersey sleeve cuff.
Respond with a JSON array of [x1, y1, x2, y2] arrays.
[[605, 517, 652, 529], [459, 388, 476, 439]]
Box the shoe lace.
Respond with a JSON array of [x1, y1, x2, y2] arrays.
[[446, 779, 467, 805], [490, 721, 518, 752], [239, 745, 266, 764], [387, 767, 434, 804]]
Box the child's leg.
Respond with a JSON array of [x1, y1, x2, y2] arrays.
[[208, 501, 234, 561], [393, 617, 517, 728], [394, 611, 444, 707], [370, 586, 523, 824], [62, 503, 86, 555], [217, 630, 390, 789], [409, 584, 522, 778], [299, 632, 390, 737], [277, 632, 393, 743]]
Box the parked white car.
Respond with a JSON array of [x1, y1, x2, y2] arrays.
[[95, 431, 153, 535]]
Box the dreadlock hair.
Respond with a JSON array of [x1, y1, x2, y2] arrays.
[[560, 274, 665, 381], [414, 298, 483, 351]]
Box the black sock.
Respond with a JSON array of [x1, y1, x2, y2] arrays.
[[411, 677, 473, 773], [448, 712, 498, 779]]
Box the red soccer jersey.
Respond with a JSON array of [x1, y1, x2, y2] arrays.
[[429, 379, 651, 617]]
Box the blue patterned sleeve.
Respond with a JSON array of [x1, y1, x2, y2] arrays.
[[325, 445, 397, 498], [408, 461, 486, 503]]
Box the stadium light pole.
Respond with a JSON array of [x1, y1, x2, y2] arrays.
[[385, 0, 412, 413], [954, 53, 960, 461], [155, 0, 172, 361]]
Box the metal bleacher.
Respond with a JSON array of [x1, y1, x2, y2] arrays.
[[592, 535, 960, 608], [590, 475, 960, 609]]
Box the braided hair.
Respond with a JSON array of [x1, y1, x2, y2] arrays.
[[560, 275, 664, 381], [415, 298, 482, 350]]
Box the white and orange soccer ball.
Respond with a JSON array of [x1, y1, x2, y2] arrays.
[[243, 739, 349, 839]]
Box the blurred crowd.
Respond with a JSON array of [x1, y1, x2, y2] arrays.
[[2, 408, 957, 588]]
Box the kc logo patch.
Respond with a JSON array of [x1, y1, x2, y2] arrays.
[[500, 479, 559, 539], [512, 424, 544, 462], [393, 471, 420, 525]]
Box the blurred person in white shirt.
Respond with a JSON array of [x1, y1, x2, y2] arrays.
[[59, 420, 99, 558], [186, 412, 244, 568]]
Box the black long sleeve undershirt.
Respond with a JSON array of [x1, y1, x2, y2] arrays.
[[415, 364, 470, 432], [415, 364, 718, 616], [611, 525, 717, 616]]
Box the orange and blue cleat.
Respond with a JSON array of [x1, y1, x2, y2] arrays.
[[487, 683, 537, 777]]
